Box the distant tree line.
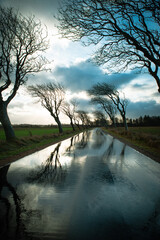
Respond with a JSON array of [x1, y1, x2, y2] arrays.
[[93, 115, 160, 128], [128, 115, 160, 127]]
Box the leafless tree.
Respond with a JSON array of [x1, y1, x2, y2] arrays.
[[91, 96, 117, 127], [57, 0, 160, 92], [0, 7, 49, 140], [62, 100, 77, 131], [28, 83, 65, 133], [89, 83, 128, 130], [73, 113, 81, 129], [77, 110, 91, 128], [93, 110, 107, 127], [70, 100, 81, 129]]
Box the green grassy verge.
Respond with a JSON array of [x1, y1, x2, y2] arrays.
[[0, 127, 82, 165], [0, 126, 72, 140], [104, 126, 160, 162]]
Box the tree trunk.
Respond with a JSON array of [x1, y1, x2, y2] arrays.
[[74, 120, 81, 129], [0, 101, 16, 141], [148, 65, 160, 93], [55, 117, 63, 134], [70, 119, 75, 131], [111, 117, 117, 128], [122, 115, 128, 131], [75, 123, 81, 129]]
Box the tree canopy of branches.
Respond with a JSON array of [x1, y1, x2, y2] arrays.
[[77, 110, 90, 128], [62, 100, 78, 131], [89, 82, 128, 130], [93, 110, 107, 127], [0, 7, 49, 140], [28, 83, 65, 133], [57, 0, 160, 92], [91, 97, 117, 127]]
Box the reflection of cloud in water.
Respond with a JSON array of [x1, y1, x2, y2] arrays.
[[0, 129, 160, 239]]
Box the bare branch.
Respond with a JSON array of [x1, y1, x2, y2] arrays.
[[0, 7, 50, 104], [28, 83, 65, 133], [57, 0, 160, 92]]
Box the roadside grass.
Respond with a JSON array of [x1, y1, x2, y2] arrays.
[[0, 127, 81, 163], [0, 126, 72, 140], [126, 126, 160, 136], [104, 126, 160, 161]]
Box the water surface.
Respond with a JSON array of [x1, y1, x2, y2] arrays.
[[0, 128, 160, 240]]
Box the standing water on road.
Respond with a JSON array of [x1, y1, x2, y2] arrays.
[[0, 128, 160, 240]]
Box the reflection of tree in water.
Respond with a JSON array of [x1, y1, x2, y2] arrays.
[[143, 200, 160, 238], [114, 144, 126, 171], [0, 165, 27, 240], [66, 134, 80, 154], [28, 142, 67, 185], [91, 128, 106, 149], [102, 138, 115, 163], [85, 138, 115, 184], [76, 131, 91, 149]]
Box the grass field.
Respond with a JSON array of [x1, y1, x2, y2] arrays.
[[105, 126, 160, 162], [0, 126, 81, 165], [126, 126, 160, 136], [0, 126, 72, 140]]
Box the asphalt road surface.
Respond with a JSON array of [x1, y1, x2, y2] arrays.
[[0, 128, 160, 240]]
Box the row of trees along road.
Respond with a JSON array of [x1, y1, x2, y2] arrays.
[[1, 1, 160, 140], [57, 0, 160, 92], [28, 83, 94, 133], [0, 7, 49, 140], [28, 83, 89, 134], [0, 7, 91, 141], [88, 83, 129, 131]]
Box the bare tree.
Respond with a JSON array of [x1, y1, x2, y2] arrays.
[[62, 100, 77, 131], [71, 100, 81, 129], [28, 83, 65, 133], [91, 96, 117, 127], [57, 0, 160, 92], [77, 110, 91, 128], [73, 113, 81, 130], [0, 7, 49, 140], [93, 110, 107, 127], [89, 83, 128, 130]]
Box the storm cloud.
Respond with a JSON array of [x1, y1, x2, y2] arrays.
[[53, 61, 137, 92], [127, 100, 160, 118]]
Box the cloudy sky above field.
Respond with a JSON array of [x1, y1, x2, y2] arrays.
[[0, 0, 160, 125]]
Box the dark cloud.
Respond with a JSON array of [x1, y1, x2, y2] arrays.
[[131, 83, 150, 90], [106, 72, 138, 88], [0, 0, 60, 16], [53, 61, 137, 92], [127, 100, 160, 118]]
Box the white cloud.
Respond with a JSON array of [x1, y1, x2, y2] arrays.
[[1, 0, 160, 125]]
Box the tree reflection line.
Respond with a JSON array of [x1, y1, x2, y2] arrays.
[[0, 165, 26, 240], [28, 131, 91, 185], [28, 142, 67, 184]]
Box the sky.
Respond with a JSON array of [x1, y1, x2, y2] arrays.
[[0, 0, 160, 125]]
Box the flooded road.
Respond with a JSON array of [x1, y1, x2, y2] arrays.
[[0, 128, 160, 240]]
